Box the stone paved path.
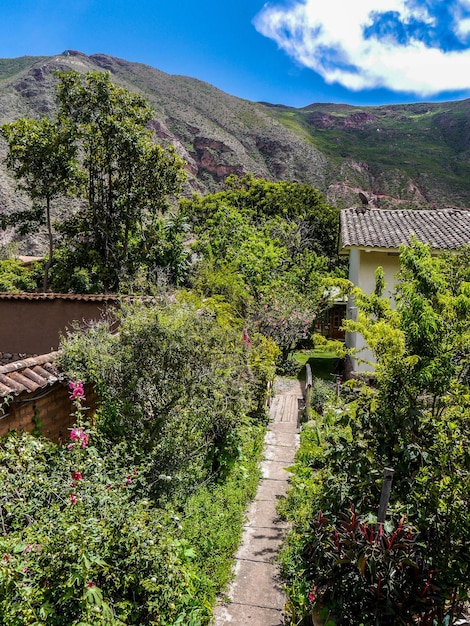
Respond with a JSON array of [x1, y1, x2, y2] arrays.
[[213, 378, 303, 626]]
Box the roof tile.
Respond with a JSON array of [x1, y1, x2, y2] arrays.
[[0, 292, 120, 302], [340, 208, 470, 250], [0, 351, 62, 398]]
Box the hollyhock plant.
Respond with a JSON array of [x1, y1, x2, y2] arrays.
[[69, 428, 89, 449], [69, 380, 86, 404]]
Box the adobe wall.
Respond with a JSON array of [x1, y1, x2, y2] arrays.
[[0, 382, 98, 443], [0, 298, 117, 354]]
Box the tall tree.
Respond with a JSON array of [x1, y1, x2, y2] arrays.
[[185, 174, 341, 263], [55, 70, 186, 292], [1, 118, 77, 290], [341, 240, 470, 610]]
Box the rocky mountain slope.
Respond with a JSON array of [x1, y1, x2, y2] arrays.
[[267, 101, 470, 209], [1, 51, 469, 253]]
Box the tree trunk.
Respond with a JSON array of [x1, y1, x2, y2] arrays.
[[43, 197, 53, 292]]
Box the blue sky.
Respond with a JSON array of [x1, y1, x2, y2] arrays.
[[1, 0, 470, 107]]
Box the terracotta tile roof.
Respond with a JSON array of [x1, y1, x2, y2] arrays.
[[0, 351, 62, 397], [340, 208, 470, 251], [0, 292, 120, 302]]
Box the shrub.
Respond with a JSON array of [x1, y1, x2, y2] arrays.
[[303, 508, 442, 626], [246, 332, 279, 419], [0, 258, 39, 292], [0, 378, 265, 624], [309, 378, 335, 415]]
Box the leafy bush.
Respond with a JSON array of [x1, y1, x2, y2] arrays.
[[0, 297, 272, 624], [302, 508, 441, 626], [0, 258, 39, 292], [246, 332, 280, 419], [0, 416, 266, 625], [0, 428, 208, 625], [59, 298, 263, 501], [276, 356, 302, 377], [309, 378, 335, 415], [280, 242, 470, 625]]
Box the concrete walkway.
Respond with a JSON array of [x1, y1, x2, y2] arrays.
[[213, 378, 303, 626]]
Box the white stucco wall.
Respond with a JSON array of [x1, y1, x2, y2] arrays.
[[346, 248, 400, 374]]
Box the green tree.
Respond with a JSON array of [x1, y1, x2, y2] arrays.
[[183, 178, 336, 365], [55, 70, 186, 292], [0, 258, 39, 292], [184, 173, 341, 263], [337, 240, 470, 616], [1, 118, 78, 290]]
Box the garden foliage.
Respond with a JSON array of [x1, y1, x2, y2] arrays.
[[182, 174, 342, 367], [280, 241, 470, 625], [0, 297, 275, 624]]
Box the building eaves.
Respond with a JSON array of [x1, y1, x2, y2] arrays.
[[340, 207, 470, 251], [0, 351, 62, 397]]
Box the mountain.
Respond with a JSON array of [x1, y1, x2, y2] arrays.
[[267, 101, 470, 210], [1, 51, 469, 253]]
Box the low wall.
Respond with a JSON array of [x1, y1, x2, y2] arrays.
[[0, 293, 119, 355]]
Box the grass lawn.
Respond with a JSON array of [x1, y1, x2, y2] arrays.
[[294, 348, 339, 381]]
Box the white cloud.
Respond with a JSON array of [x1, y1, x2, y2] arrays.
[[457, 17, 470, 36], [253, 0, 470, 94]]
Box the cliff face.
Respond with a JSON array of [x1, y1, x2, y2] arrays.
[[0, 52, 469, 254]]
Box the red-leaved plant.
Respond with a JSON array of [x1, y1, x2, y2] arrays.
[[303, 506, 443, 625]]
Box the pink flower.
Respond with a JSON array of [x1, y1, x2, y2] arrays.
[[309, 585, 318, 603], [70, 428, 82, 442], [71, 471, 82, 481], [69, 380, 86, 404], [87, 581, 95, 588], [70, 493, 77, 505], [2, 553, 12, 561], [69, 428, 89, 449], [125, 475, 132, 485]]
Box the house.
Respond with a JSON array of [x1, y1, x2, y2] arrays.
[[0, 351, 97, 441], [339, 207, 470, 375]]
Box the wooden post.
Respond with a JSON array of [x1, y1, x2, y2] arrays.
[[305, 363, 312, 421], [377, 467, 394, 524]]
